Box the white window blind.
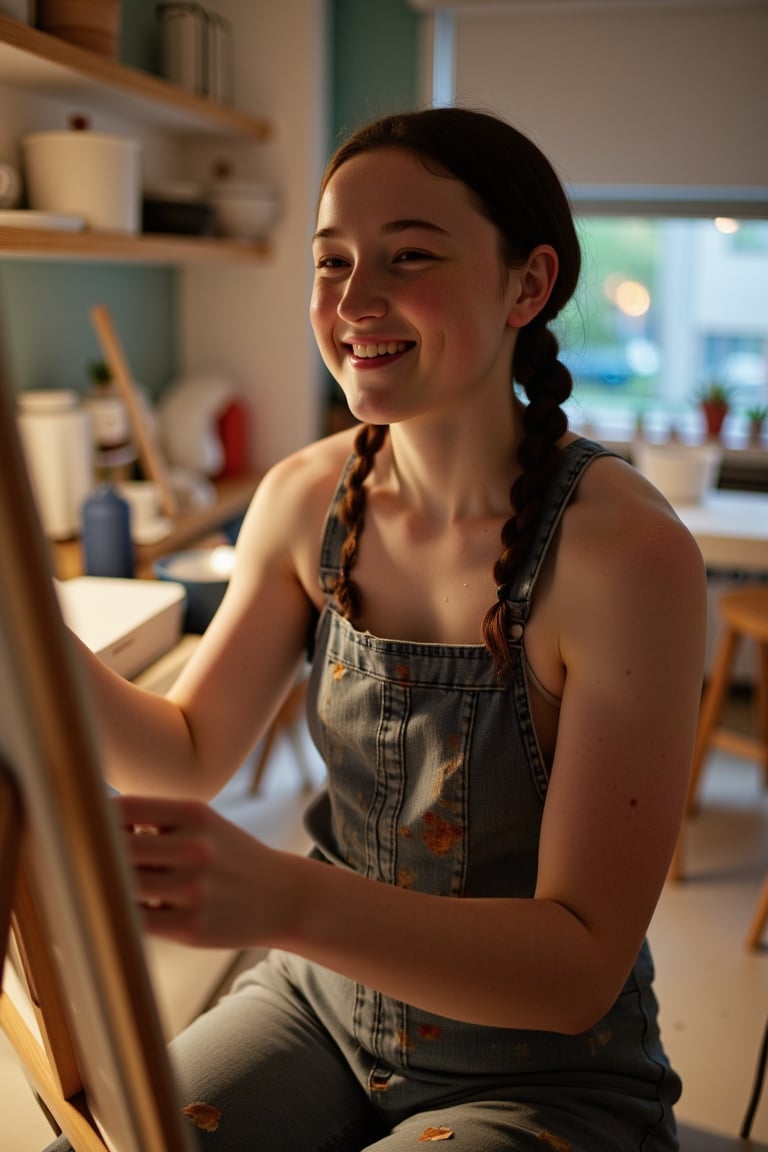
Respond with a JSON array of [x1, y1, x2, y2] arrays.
[[442, 2, 768, 195]]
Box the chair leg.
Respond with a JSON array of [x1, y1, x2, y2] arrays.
[[743, 643, 768, 948], [758, 641, 768, 788], [667, 827, 685, 883], [248, 677, 309, 795], [669, 626, 738, 883], [685, 627, 739, 815], [248, 726, 279, 795], [746, 869, 768, 950]]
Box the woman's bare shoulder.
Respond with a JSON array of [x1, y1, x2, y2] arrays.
[[561, 447, 707, 599], [263, 426, 358, 492], [233, 427, 359, 605], [248, 426, 359, 524]]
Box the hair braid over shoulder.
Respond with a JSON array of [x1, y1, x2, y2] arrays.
[[332, 422, 388, 622], [482, 322, 572, 682]]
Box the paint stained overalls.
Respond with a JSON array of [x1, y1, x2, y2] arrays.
[[162, 438, 684, 1150]]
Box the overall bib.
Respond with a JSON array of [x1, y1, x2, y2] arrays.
[[156, 438, 683, 1150]]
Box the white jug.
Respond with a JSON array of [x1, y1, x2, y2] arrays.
[[16, 390, 94, 540]]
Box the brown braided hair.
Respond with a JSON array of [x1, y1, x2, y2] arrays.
[[321, 108, 581, 681], [333, 421, 388, 621]]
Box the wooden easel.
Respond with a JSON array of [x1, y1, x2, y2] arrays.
[[0, 322, 193, 1151], [0, 768, 107, 1150]]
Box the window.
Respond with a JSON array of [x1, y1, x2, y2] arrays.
[[556, 216, 768, 444]]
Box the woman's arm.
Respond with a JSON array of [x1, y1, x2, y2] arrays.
[[118, 476, 708, 1034], [70, 449, 333, 801]]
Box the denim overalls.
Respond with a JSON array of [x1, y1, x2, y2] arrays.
[[124, 438, 684, 1151]]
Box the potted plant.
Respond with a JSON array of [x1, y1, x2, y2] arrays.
[[746, 404, 767, 442], [88, 358, 112, 388], [695, 382, 731, 439], [84, 358, 131, 450]]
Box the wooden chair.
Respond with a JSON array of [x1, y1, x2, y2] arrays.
[[669, 585, 768, 949], [248, 674, 312, 795]]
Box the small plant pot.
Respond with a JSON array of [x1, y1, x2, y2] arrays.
[[701, 401, 728, 439]]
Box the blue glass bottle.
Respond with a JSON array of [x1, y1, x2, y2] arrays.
[[81, 484, 134, 578]]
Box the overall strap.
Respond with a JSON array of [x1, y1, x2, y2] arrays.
[[318, 453, 357, 595], [499, 437, 618, 636]]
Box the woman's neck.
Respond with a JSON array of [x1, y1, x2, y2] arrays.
[[380, 398, 525, 525]]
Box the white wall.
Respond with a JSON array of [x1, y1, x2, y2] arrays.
[[178, 0, 329, 470], [449, 2, 768, 191]]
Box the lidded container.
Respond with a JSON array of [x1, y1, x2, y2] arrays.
[[157, 3, 233, 102], [22, 119, 142, 234], [16, 390, 94, 540]]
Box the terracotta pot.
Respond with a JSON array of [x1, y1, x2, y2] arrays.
[[701, 401, 728, 439]]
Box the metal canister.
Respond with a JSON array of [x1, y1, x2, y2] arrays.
[[157, 2, 207, 96]]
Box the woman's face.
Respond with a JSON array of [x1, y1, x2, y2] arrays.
[[310, 147, 525, 427]]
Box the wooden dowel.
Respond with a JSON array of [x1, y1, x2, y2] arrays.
[[89, 305, 179, 518]]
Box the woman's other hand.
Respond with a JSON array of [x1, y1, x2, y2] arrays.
[[116, 793, 290, 950]]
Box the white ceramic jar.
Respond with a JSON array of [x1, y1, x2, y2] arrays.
[[16, 390, 94, 540], [22, 130, 142, 234]]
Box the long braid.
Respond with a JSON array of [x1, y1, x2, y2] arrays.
[[333, 423, 389, 622], [482, 322, 572, 682]]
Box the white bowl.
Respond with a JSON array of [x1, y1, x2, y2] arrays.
[[633, 442, 723, 505], [209, 182, 280, 240]]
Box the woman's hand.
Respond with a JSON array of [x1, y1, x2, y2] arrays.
[[115, 793, 289, 950]]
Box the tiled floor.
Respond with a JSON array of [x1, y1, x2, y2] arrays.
[[2, 700, 767, 1150]]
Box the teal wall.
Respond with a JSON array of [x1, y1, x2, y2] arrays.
[[322, 0, 420, 418], [0, 262, 176, 398], [2, 1, 420, 401], [329, 0, 420, 148]]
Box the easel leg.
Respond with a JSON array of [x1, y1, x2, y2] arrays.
[[0, 760, 21, 984]]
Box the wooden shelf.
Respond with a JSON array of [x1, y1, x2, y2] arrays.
[[52, 473, 260, 580], [0, 15, 271, 139], [0, 225, 270, 265]]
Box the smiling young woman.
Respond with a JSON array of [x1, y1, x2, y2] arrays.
[[48, 107, 707, 1152]]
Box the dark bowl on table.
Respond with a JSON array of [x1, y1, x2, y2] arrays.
[[153, 546, 235, 634]]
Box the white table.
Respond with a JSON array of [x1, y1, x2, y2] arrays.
[[673, 491, 768, 573]]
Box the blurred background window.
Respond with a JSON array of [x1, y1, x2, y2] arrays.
[[556, 216, 768, 443]]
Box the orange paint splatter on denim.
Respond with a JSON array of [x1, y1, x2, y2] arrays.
[[418, 1023, 443, 1041], [586, 1028, 612, 1056], [332, 662, 346, 680], [536, 1131, 571, 1151], [432, 750, 464, 803], [397, 1029, 416, 1051], [182, 1102, 221, 1132], [421, 811, 463, 855]]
